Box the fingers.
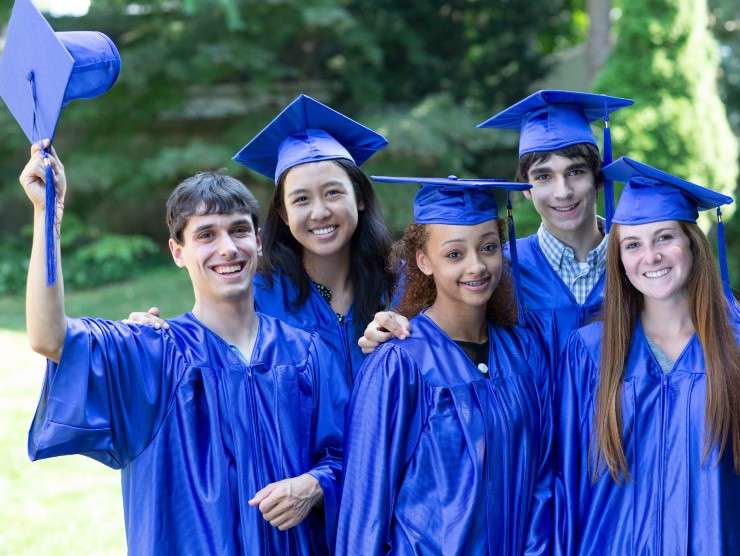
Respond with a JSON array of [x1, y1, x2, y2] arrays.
[[125, 311, 169, 329], [248, 484, 274, 507], [377, 311, 411, 339]]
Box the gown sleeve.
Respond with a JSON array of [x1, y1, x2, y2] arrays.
[[28, 317, 181, 469], [524, 330, 556, 556], [335, 343, 427, 555], [304, 335, 349, 553], [552, 328, 598, 556]]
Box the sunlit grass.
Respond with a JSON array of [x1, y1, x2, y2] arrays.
[[0, 266, 194, 554]]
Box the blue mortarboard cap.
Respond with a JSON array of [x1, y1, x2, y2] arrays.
[[0, 0, 121, 287], [233, 94, 388, 183], [370, 175, 530, 225], [0, 0, 122, 144], [477, 90, 634, 157], [478, 90, 634, 233], [371, 175, 532, 324], [604, 156, 736, 304]]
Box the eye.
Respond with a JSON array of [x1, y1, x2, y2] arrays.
[[656, 234, 673, 242], [623, 241, 639, 250], [291, 195, 309, 205], [446, 250, 462, 260], [532, 174, 549, 182], [232, 226, 251, 236], [198, 231, 215, 240], [482, 242, 499, 253], [326, 188, 341, 197], [569, 168, 586, 176]]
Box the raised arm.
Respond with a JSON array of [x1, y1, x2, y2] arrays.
[[20, 140, 67, 362]]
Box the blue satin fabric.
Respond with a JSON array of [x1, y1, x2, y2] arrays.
[[506, 236, 604, 374], [555, 320, 740, 555], [28, 312, 348, 555], [336, 312, 554, 555], [254, 271, 363, 388]]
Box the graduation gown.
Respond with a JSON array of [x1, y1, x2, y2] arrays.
[[254, 272, 362, 387], [555, 320, 740, 555], [336, 312, 553, 555], [28, 312, 347, 556], [507, 235, 604, 374]]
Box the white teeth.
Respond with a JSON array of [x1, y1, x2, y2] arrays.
[[645, 268, 670, 279], [462, 279, 488, 286], [554, 204, 577, 212], [313, 226, 337, 236], [215, 264, 242, 275]]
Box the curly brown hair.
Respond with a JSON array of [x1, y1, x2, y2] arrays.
[[391, 219, 518, 328]]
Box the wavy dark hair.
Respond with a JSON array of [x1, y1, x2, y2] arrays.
[[392, 219, 518, 327], [258, 158, 396, 341], [594, 221, 740, 482]]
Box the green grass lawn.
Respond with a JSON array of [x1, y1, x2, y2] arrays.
[[0, 266, 194, 555]]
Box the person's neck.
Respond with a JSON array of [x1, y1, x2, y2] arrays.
[[425, 299, 488, 344], [192, 295, 259, 356], [640, 296, 694, 339], [303, 248, 352, 293], [545, 218, 603, 263]]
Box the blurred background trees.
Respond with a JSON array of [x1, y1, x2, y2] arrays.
[[0, 0, 738, 296]]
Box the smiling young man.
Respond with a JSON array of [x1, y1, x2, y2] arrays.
[[21, 142, 347, 555], [476, 90, 634, 372]]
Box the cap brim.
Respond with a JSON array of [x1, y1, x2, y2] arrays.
[[477, 90, 634, 130], [371, 175, 532, 192], [603, 157, 733, 212]]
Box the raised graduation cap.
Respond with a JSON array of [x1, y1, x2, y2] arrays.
[[477, 90, 634, 231], [0, 0, 121, 286], [603, 156, 737, 307], [232, 94, 388, 183], [371, 174, 532, 324]]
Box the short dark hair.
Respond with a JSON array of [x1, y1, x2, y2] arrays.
[[515, 142, 603, 185], [167, 172, 260, 244]]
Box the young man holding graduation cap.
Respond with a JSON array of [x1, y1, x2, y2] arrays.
[[2, 1, 346, 554]]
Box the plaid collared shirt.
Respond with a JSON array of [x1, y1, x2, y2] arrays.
[[537, 217, 607, 305]]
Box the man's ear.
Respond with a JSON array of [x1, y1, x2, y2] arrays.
[[169, 238, 186, 268], [416, 250, 433, 276], [256, 228, 263, 257], [523, 189, 532, 201]]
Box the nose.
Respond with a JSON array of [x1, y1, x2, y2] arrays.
[[552, 174, 573, 200], [467, 252, 487, 275], [644, 245, 662, 265], [218, 233, 238, 258], [310, 199, 331, 220]]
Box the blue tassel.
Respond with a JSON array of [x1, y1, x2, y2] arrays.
[[506, 193, 525, 326], [44, 151, 57, 287], [602, 100, 614, 232], [716, 208, 733, 302]]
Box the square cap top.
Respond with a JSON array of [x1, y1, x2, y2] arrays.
[[477, 90, 634, 157], [604, 157, 733, 225], [232, 94, 388, 183], [370, 175, 531, 225], [0, 0, 121, 144]]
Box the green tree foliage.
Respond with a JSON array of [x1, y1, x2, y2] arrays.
[[593, 0, 738, 207]]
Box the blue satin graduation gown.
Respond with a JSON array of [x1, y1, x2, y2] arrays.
[[336, 312, 554, 555], [555, 319, 740, 555], [28, 312, 348, 555], [254, 272, 363, 387], [507, 236, 604, 373]]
